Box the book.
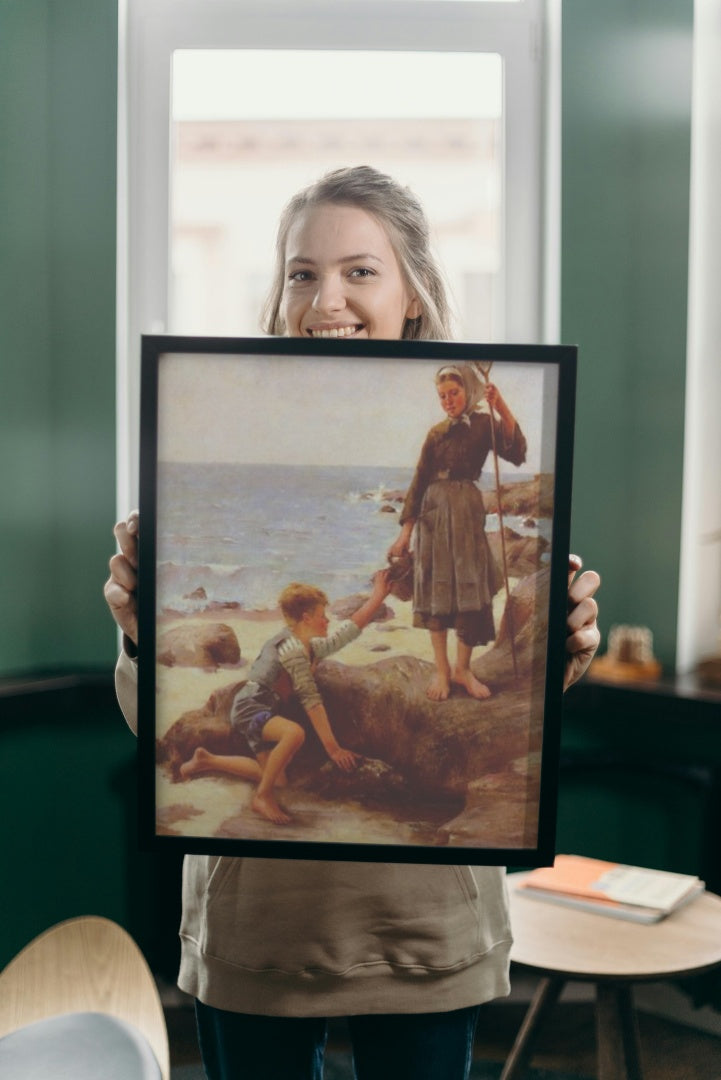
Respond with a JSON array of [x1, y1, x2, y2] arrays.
[[515, 855, 705, 924]]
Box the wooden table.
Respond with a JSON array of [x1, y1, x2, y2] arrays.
[[502, 873, 721, 1080]]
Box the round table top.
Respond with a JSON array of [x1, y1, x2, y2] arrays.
[[508, 871, 721, 981]]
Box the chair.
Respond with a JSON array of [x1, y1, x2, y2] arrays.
[[0, 915, 170, 1079]]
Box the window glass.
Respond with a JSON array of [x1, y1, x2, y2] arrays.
[[170, 50, 503, 340]]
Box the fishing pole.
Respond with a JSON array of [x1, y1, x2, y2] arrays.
[[471, 360, 519, 680]]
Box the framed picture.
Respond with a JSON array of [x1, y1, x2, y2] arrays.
[[138, 336, 576, 865]]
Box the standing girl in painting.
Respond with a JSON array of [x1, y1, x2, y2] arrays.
[[389, 363, 526, 701]]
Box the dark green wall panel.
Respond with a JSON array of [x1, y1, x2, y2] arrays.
[[0, 3, 55, 669], [562, 0, 693, 669], [0, 0, 118, 675]]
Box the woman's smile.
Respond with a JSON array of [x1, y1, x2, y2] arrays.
[[307, 323, 364, 339]]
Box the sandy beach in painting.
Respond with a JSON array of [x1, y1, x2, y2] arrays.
[[154, 585, 515, 847]]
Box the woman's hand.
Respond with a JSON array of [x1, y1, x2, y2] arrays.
[[485, 382, 517, 438], [564, 554, 601, 690], [388, 520, 414, 561], [104, 510, 140, 646], [387, 536, 408, 559]]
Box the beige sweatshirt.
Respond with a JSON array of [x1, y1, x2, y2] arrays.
[[116, 650, 512, 1016]]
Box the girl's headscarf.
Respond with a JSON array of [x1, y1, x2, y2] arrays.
[[435, 363, 484, 420]]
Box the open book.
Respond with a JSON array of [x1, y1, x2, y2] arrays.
[[515, 854, 705, 923]]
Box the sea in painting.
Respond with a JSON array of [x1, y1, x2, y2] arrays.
[[155, 460, 548, 615]]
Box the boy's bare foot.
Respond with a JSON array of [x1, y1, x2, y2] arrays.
[[452, 669, 492, 699], [252, 792, 292, 825], [180, 747, 214, 780], [427, 672, 451, 701]]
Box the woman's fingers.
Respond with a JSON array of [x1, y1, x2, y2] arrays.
[[103, 572, 139, 643], [567, 570, 601, 625], [113, 512, 139, 568], [567, 552, 583, 584], [105, 512, 140, 644], [563, 560, 601, 690]]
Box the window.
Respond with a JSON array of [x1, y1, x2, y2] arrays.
[[118, 0, 556, 509], [169, 49, 503, 340]]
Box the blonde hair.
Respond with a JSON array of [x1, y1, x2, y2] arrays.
[[279, 582, 329, 625], [262, 165, 454, 341]]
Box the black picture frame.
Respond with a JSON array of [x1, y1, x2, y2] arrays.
[[138, 335, 576, 865]]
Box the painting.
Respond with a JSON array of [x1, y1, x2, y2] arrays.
[[137, 336, 576, 864]]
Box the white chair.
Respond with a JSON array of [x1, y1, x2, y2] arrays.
[[0, 915, 170, 1079]]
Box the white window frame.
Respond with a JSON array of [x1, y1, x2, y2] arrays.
[[676, 0, 721, 675], [117, 0, 558, 511]]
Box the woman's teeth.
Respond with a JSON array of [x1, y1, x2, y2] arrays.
[[310, 325, 360, 338]]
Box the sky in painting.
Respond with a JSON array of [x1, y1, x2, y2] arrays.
[[156, 351, 556, 474]]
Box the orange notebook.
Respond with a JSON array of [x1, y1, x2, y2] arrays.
[[516, 855, 704, 923]]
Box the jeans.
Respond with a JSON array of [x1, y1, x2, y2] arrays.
[[195, 1000, 481, 1080]]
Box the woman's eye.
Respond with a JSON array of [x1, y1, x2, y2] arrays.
[[349, 267, 375, 279], [288, 270, 313, 283]]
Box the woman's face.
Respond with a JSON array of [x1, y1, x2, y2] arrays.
[[437, 378, 467, 419], [281, 203, 421, 340]]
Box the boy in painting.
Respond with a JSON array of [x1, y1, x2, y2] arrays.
[[389, 363, 526, 702], [180, 572, 391, 824]]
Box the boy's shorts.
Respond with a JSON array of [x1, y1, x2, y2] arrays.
[[230, 684, 277, 755], [240, 708, 274, 755]]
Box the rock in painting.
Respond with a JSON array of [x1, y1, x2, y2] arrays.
[[436, 753, 542, 849], [487, 527, 550, 579], [329, 593, 394, 623], [156, 679, 248, 780], [157, 622, 241, 670], [304, 757, 416, 804], [184, 586, 208, 601], [482, 473, 554, 519]]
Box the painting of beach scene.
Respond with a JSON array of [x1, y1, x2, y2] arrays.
[[138, 337, 576, 864]]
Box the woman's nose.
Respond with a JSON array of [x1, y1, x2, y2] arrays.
[[313, 274, 345, 314]]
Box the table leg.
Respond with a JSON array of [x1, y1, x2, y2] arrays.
[[596, 982, 643, 1080], [499, 976, 565, 1080]]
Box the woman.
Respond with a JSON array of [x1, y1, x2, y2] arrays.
[[389, 362, 526, 702], [106, 166, 601, 1080]]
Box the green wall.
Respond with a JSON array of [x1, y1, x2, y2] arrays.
[[562, 0, 693, 670], [0, 0, 118, 676]]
